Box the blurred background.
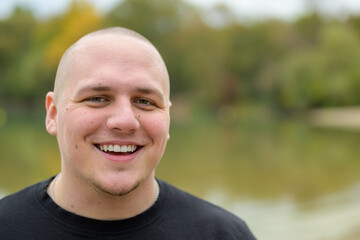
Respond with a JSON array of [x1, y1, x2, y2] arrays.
[[1, 0, 360, 239]]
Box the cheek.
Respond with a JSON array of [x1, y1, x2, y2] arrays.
[[59, 108, 103, 141], [142, 113, 170, 142]]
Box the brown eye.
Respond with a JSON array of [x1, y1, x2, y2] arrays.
[[88, 97, 106, 103], [134, 99, 152, 105], [83, 96, 110, 108], [133, 98, 157, 110]]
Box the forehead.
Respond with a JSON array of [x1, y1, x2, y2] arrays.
[[58, 34, 169, 99], [75, 35, 158, 65]]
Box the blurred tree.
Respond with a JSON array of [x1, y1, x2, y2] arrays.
[[104, 0, 203, 97], [106, 0, 240, 111], [44, 0, 101, 67], [169, 19, 230, 110], [0, 0, 101, 110], [0, 7, 36, 107], [224, 20, 293, 107], [104, 0, 192, 44], [273, 22, 360, 113], [294, 13, 323, 47], [1, 0, 360, 116]]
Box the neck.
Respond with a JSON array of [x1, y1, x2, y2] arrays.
[[48, 173, 159, 220]]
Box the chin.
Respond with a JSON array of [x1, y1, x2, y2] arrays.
[[89, 176, 142, 197]]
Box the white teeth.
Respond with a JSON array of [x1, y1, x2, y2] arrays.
[[120, 145, 127, 152], [113, 145, 121, 152], [98, 144, 137, 153]]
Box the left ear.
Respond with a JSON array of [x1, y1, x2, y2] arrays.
[[168, 100, 171, 140], [45, 92, 58, 136]]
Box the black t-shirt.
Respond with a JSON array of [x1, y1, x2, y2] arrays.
[[0, 177, 256, 239]]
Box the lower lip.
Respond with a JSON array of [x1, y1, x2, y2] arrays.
[[96, 147, 141, 163]]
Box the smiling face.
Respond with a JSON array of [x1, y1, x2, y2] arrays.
[[45, 34, 170, 197]]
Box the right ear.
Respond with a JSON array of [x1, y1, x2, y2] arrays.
[[45, 92, 57, 136]]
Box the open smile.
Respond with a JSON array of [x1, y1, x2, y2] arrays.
[[95, 144, 141, 156]]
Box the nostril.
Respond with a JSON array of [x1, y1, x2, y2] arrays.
[[106, 106, 140, 132]]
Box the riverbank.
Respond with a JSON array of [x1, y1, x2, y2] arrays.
[[308, 107, 360, 130]]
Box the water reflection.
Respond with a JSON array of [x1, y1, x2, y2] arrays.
[[159, 119, 360, 202], [0, 108, 7, 128], [1, 112, 360, 239], [203, 183, 360, 240], [0, 190, 5, 199]]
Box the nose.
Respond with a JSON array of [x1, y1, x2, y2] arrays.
[[106, 100, 140, 133]]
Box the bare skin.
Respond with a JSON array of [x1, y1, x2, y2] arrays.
[[45, 28, 171, 220]]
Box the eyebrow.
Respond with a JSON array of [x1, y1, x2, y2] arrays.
[[134, 87, 165, 101], [135, 87, 162, 96], [74, 85, 165, 101], [75, 86, 112, 96]]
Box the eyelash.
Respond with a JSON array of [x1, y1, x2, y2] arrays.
[[133, 98, 153, 105], [87, 96, 108, 103], [83, 96, 157, 109], [133, 98, 158, 110]]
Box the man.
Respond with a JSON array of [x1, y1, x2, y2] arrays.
[[0, 27, 256, 239]]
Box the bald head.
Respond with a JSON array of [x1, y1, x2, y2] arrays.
[[53, 27, 169, 102]]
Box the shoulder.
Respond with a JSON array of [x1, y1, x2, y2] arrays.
[[159, 180, 256, 240], [161, 180, 242, 221], [0, 184, 36, 212], [0, 178, 51, 221]]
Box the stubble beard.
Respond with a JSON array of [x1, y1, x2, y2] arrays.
[[89, 177, 142, 197]]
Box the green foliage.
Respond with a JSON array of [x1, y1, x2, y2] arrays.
[[104, 0, 203, 95], [0, 7, 37, 104], [0, 1, 101, 109], [104, 0, 193, 42], [274, 22, 360, 112], [1, 0, 360, 115]]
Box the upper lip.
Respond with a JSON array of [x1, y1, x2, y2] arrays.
[[94, 140, 144, 146]]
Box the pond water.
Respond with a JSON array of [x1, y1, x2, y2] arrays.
[[1, 111, 360, 240]]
